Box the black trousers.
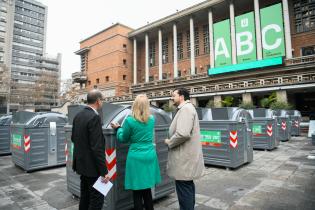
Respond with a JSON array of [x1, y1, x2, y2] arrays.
[[79, 175, 104, 210], [133, 188, 154, 210], [175, 180, 195, 210]]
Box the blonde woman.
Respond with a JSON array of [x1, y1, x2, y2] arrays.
[[111, 94, 161, 210]]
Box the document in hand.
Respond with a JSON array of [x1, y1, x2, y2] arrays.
[[93, 177, 113, 196]]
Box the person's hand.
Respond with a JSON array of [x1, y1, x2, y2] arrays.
[[101, 174, 110, 184], [164, 138, 171, 145], [110, 122, 120, 129]]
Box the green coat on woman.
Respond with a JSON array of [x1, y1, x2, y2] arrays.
[[116, 115, 161, 190]]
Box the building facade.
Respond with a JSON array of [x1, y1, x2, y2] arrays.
[[0, 0, 61, 113], [73, 23, 134, 98], [74, 0, 315, 117]]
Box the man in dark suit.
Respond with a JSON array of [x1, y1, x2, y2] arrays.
[[72, 89, 110, 210]]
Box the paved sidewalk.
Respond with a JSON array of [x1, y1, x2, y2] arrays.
[[0, 136, 314, 210]]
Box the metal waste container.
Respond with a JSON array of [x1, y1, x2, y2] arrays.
[[247, 109, 279, 150], [287, 110, 302, 136], [273, 109, 290, 141], [65, 103, 174, 209], [0, 115, 12, 155], [198, 107, 253, 169], [11, 111, 68, 171]]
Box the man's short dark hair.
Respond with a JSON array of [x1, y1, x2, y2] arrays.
[[174, 88, 190, 101], [87, 90, 103, 104]]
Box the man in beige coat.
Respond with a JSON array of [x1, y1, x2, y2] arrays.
[[165, 88, 205, 210]]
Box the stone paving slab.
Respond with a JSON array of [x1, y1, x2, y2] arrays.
[[0, 136, 314, 210]]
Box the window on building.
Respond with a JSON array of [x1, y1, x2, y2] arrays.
[[149, 42, 156, 67], [194, 27, 199, 56], [96, 78, 99, 84], [105, 76, 109, 82], [123, 59, 127, 66], [302, 46, 315, 56], [186, 30, 190, 58], [162, 37, 168, 64], [177, 33, 183, 60], [294, 0, 315, 33], [178, 70, 181, 77], [162, 73, 167, 80], [88, 81, 91, 85], [123, 75, 127, 80], [149, 76, 154, 81], [203, 25, 210, 54], [123, 44, 127, 48]]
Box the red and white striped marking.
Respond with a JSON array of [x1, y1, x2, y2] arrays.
[[294, 120, 299, 128], [281, 121, 286, 131], [24, 135, 31, 153], [65, 142, 68, 162], [267, 124, 273, 137], [229, 131, 238, 148], [106, 149, 117, 180]]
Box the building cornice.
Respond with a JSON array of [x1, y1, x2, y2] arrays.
[[128, 0, 224, 38]]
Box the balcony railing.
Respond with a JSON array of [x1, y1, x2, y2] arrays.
[[131, 55, 315, 90], [72, 71, 87, 83]]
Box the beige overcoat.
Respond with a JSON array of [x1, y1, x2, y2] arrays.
[[166, 101, 205, 180]]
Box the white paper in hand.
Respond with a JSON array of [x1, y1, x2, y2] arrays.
[[93, 177, 113, 197]]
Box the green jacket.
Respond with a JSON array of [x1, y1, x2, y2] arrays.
[[117, 115, 161, 190]]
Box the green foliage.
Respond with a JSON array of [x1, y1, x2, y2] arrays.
[[260, 98, 270, 108], [239, 102, 256, 109], [222, 96, 234, 107], [269, 101, 293, 110], [206, 100, 215, 108], [162, 103, 175, 112]]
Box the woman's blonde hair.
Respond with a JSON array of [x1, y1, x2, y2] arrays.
[[132, 94, 150, 123]]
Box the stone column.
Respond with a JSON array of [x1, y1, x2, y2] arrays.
[[158, 29, 163, 80], [214, 95, 222, 108], [282, 0, 292, 59], [173, 23, 178, 78], [254, 0, 262, 60], [242, 93, 252, 104], [145, 34, 149, 82], [133, 38, 137, 84], [229, 0, 237, 64], [208, 9, 214, 68], [276, 90, 288, 103], [190, 17, 195, 74]]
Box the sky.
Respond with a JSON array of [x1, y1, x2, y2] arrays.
[[39, 0, 205, 80]]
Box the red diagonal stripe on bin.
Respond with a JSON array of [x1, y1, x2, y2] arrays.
[[267, 125, 273, 137], [24, 135, 31, 153], [106, 157, 117, 169], [106, 149, 117, 180], [229, 131, 238, 148], [281, 121, 286, 130]]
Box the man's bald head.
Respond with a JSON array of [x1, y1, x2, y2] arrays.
[[87, 90, 103, 105]]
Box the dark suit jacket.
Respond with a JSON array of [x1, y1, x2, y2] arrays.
[[71, 106, 107, 177]]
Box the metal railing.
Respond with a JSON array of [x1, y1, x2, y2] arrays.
[[131, 55, 315, 90]]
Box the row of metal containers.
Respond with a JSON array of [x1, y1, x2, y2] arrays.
[[195, 108, 301, 169], [0, 107, 302, 170], [0, 111, 68, 170]]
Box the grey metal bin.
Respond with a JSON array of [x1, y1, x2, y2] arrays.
[[287, 110, 302, 136], [65, 103, 174, 210], [0, 115, 12, 155], [247, 109, 279, 150], [198, 107, 253, 169], [11, 111, 68, 172], [273, 109, 290, 141]]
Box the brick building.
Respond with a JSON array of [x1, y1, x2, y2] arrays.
[[74, 0, 315, 117], [73, 23, 133, 97]]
